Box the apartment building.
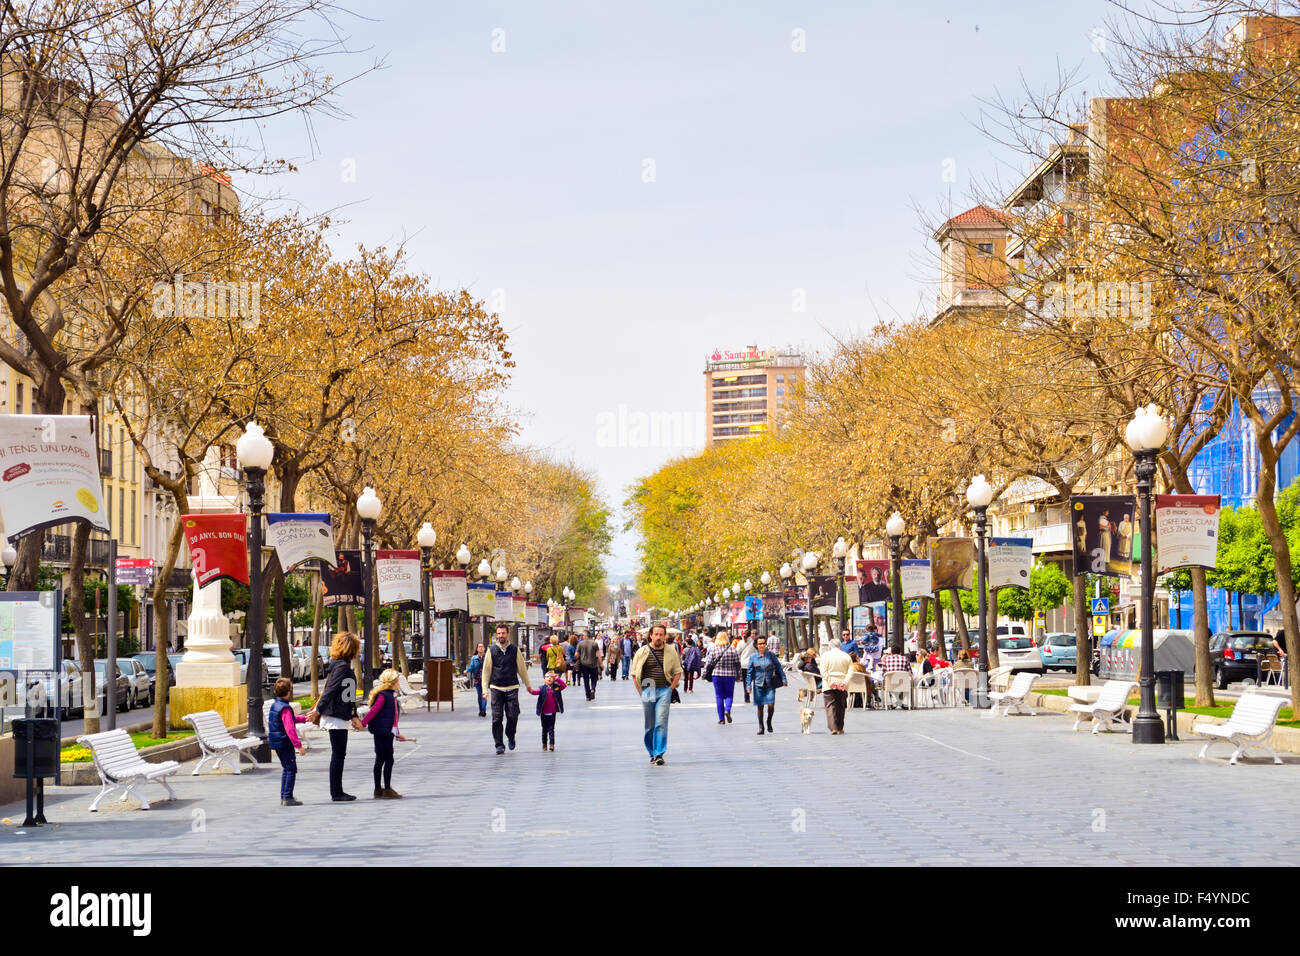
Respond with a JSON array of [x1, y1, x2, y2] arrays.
[[704, 346, 805, 447]]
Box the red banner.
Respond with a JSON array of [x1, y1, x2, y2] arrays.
[[182, 513, 249, 587]]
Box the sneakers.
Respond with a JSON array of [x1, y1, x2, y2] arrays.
[[280, 798, 302, 807], [495, 745, 506, 755], [548, 744, 555, 751], [380, 788, 403, 799], [332, 793, 357, 802], [507, 739, 516, 751], [717, 719, 725, 725], [757, 728, 765, 735], [654, 755, 665, 765]]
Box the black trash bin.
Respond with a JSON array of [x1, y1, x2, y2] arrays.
[[11, 717, 60, 778], [1154, 670, 1184, 740]]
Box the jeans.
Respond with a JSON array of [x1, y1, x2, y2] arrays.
[[641, 684, 672, 758], [490, 688, 520, 747], [372, 733, 394, 790], [684, 669, 697, 692], [621, 656, 630, 679], [540, 712, 556, 747], [581, 664, 599, 698], [473, 681, 485, 715], [328, 729, 349, 798], [274, 744, 297, 799], [712, 676, 736, 721]]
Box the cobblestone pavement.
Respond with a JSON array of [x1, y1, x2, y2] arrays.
[[4, 670, 1298, 866]]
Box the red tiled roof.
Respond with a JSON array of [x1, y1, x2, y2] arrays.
[[946, 204, 1012, 225]]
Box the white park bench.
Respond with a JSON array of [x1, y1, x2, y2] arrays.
[[1194, 690, 1287, 765], [987, 671, 1038, 717], [396, 673, 426, 709], [183, 710, 261, 775], [76, 729, 180, 811], [1069, 680, 1137, 733]]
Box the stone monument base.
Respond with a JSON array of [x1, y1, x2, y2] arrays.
[[176, 660, 241, 688], [169, 684, 248, 731]]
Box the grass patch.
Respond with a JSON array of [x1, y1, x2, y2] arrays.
[[60, 730, 194, 763], [1034, 688, 1300, 728]]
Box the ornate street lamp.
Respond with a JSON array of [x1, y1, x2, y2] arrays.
[[967, 474, 994, 709], [236, 421, 274, 757], [1126, 404, 1169, 745], [456, 544, 472, 663], [417, 522, 437, 661], [1, 545, 15, 589], [832, 536, 848, 642], [886, 511, 906, 655], [356, 486, 383, 682]]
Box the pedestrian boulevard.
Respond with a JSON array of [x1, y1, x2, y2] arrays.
[[4, 669, 1297, 866]]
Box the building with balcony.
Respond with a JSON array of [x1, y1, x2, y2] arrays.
[[704, 346, 805, 447]]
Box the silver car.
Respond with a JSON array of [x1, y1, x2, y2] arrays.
[[996, 637, 1045, 673]]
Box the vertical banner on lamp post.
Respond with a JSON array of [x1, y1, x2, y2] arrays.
[[1070, 495, 1138, 577], [265, 513, 337, 572], [762, 591, 784, 620], [1154, 495, 1221, 572], [513, 596, 526, 623], [0, 414, 110, 541], [809, 576, 838, 617], [182, 513, 249, 587], [987, 538, 1033, 590], [784, 585, 808, 618], [527, 602, 542, 626], [900, 560, 931, 600], [744, 595, 762, 621], [321, 550, 363, 606], [467, 582, 496, 617], [431, 617, 449, 657], [431, 569, 469, 612], [375, 550, 421, 606], [548, 603, 566, 628], [493, 591, 513, 622], [856, 560, 891, 604], [928, 537, 975, 591], [570, 607, 589, 628]]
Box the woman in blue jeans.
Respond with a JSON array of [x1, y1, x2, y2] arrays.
[[701, 634, 742, 725], [466, 643, 486, 716]]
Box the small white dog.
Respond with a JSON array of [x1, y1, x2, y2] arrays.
[[799, 708, 814, 734]]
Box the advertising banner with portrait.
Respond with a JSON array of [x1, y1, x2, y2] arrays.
[[762, 591, 784, 620], [1070, 495, 1137, 577], [928, 537, 975, 591], [856, 560, 891, 604], [321, 550, 363, 607], [784, 585, 809, 618], [809, 575, 839, 616]]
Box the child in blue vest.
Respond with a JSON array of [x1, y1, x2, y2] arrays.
[[359, 669, 408, 798], [267, 677, 309, 807], [528, 671, 565, 751]]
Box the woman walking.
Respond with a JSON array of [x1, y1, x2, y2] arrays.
[[701, 633, 742, 725], [605, 635, 623, 681], [310, 631, 362, 801], [467, 643, 487, 717], [745, 635, 786, 734], [681, 637, 702, 693]]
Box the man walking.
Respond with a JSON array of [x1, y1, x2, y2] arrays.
[[577, 630, 603, 700], [620, 631, 635, 679], [482, 623, 533, 754], [818, 637, 852, 735], [739, 625, 758, 704], [630, 623, 682, 765]]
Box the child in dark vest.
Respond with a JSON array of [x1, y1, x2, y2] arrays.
[[267, 677, 308, 807], [528, 670, 565, 751], [359, 669, 408, 798]]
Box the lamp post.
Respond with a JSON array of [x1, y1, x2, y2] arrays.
[[524, 580, 533, 652], [236, 421, 274, 757], [886, 512, 906, 655], [779, 561, 793, 649], [356, 486, 382, 683], [456, 544, 472, 664], [967, 475, 994, 709], [1127, 404, 1169, 745], [832, 536, 848, 644], [1, 545, 15, 589], [510, 575, 522, 648], [417, 522, 436, 661], [801, 549, 819, 646]]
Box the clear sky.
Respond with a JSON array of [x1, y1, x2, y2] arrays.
[[250, 0, 1115, 585]]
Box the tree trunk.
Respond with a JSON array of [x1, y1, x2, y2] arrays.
[[1236, 591, 1245, 630], [931, 591, 947, 658], [1254, 467, 1300, 711], [987, 587, 1001, 669], [149, 516, 187, 737], [1190, 567, 1214, 707], [68, 524, 101, 734], [917, 596, 930, 654], [1073, 572, 1091, 687], [948, 588, 971, 654], [265, 550, 293, 686]]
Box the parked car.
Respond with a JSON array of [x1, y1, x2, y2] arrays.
[[231, 648, 249, 684], [1040, 632, 1078, 672], [261, 644, 285, 684], [1208, 630, 1276, 688], [291, 646, 311, 681], [991, 635, 1044, 673], [116, 657, 153, 708], [26, 659, 84, 717], [133, 652, 183, 693], [90, 660, 131, 713]]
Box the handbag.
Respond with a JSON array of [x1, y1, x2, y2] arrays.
[[670, 688, 681, 703]]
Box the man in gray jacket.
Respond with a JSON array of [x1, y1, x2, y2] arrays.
[[577, 632, 603, 700]]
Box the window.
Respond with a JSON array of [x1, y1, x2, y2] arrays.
[[118, 427, 125, 478], [976, 242, 994, 255], [119, 488, 125, 539], [776, 374, 784, 383], [130, 491, 137, 545], [15, 382, 22, 414], [776, 386, 785, 396]]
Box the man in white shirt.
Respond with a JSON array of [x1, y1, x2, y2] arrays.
[[738, 625, 758, 703], [817, 638, 852, 735]]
